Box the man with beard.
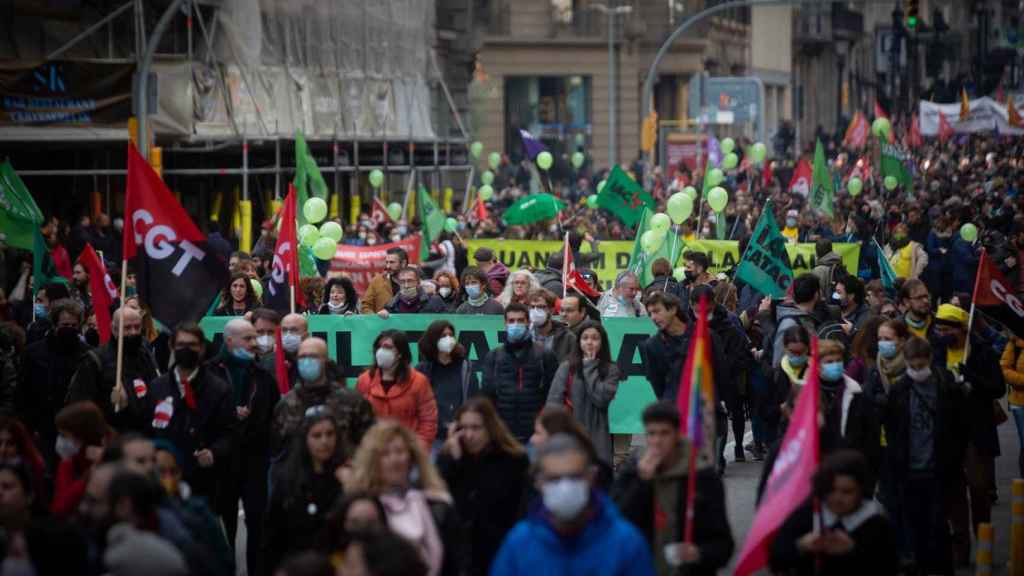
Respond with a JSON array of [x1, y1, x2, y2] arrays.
[[899, 279, 935, 341], [66, 306, 159, 431], [71, 262, 92, 312]]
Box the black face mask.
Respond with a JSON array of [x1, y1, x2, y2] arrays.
[[174, 348, 200, 370], [55, 326, 80, 352], [122, 335, 142, 353], [684, 270, 697, 282], [84, 328, 100, 348]]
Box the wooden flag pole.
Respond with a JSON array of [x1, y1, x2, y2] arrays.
[[112, 260, 128, 412]]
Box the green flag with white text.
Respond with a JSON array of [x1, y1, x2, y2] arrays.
[[880, 143, 913, 191], [418, 185, 445, 261], [735, 206, 793, 298], [811, 139, 834, 217]]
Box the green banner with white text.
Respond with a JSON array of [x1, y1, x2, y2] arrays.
[[200, 314, 659, 433]]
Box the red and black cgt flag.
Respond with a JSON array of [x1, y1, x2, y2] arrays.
[[123, 144, 228, 328], [974, 250, 1024, 339], [265, 184, 304, 314]]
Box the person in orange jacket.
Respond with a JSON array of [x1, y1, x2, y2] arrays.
[[356, 329, 438, 449], [1000, 337, 1024, 478]]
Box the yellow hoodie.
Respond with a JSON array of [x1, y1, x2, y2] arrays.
[[1000, 338, 1024, 407]]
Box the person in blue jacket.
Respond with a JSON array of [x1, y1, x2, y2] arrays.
[[950, 232, 980, 298], [489, 433, 655, 576]]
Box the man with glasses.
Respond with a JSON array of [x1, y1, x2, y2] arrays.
[[598, 271, 647, 318], [378, 267, 447, 317], [145, 322, 236, 505], [899, 279, 935, 340]]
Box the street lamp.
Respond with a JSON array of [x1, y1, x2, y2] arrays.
[[590, 2, 633, 169]]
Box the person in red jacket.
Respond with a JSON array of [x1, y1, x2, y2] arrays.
[[356, 330, 438, 449], [50, 401, 112, 517]]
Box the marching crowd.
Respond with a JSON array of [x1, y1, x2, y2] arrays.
[[0, 128, 1020, 576]]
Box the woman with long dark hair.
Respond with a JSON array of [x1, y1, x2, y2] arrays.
[[544, 319, 620, 465], [214, 272, 259, 316], [318, 277, 359, 316], [264, 408, 346, 572], [0, 416, 49, 505], [436, 397, 528, 575], [356, 330, 439, 449], [416, 320, 478, 451]]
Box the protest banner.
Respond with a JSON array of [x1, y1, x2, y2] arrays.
[[329, 235, 422, 294], [919, 97, 1024, 136], [200, 314, 658, 433]]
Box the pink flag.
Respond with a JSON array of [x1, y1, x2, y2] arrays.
[[733, 337, 821, 576]]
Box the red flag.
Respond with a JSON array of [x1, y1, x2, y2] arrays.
[[266, 185, 304, 313], [475, 197, 489, 222], [787, 159, 812, 197], [123, 144, 227, 328], [370, 198, 395, 228], [842, 112, 869, 149], [762, 160, 774, 188], [561, 233, 600, 299], [734, 337, 821, 576], [1009, 96, 1023, 129], [273, 325, 290, 395], [973, 250, 1024, 338], [873, 100, 888, 120], [76, 244, 116, 345], [938, 112, 954, 144], [909, 112, 923, 149], [995, 84, 1007, 104]]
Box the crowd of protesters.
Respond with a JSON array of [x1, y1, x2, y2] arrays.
[[0, 124, 1019, 576]]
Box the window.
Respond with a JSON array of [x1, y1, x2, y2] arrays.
[[504, 76, 592, 162], [551, 0, 574, 25]]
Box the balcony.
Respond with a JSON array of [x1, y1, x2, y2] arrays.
[[794, 4, 864, 47], [831, 4, 864, 41]]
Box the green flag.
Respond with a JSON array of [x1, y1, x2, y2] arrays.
[[418, 185, 445, 261], [811, 139, 834, 217], [32, 229, 63, 296], [596, 166, 655, 228], [294, 131, 328, 226], [626, 208, 685, 288], [880, 142, 913, 191], [735, 205, 793, 298], [875, 238, 897, 291], [0, 161, 44, 251]]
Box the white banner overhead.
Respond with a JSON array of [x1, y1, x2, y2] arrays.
[[918, 97, 1024, 137]]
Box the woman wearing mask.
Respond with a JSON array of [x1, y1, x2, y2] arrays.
[[344, 420, 461, 576], [816, 339, 880, 484], [496, 270, 539, 308], [214, 273, 260, 316], [356, 330, 439, 449], [456, 267, 504, 315], [318, 277, 358, 316], [763, 325, 811, 446], [544, 320, 620, 466], [432, 271, 461, 313], [436, 397, 528, 575], [885, 222, 928, 281], [264, 408, 346, 573], [50, 401, 111, 517], [416, 321, 479, 452]]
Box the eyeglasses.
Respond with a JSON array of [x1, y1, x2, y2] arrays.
[[304, 404, 328, 419]]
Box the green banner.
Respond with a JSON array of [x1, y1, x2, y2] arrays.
[[200, 314, 658, 433]]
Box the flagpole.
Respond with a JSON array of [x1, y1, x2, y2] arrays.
[[964, 248, 986, 363], [683, 436, 699, 544], [289, 284, 295, 315], [112, 260, 128, 413]]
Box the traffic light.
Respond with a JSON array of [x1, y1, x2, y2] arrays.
[[904, 0, 919, 30]]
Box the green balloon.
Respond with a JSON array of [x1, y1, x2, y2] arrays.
[[884, 175, 898, 191], [707, 168, 724, 187], [478, 185, 494, 201], [641, 230, 664, 255], [387, 202, 403, 221], [650, 212, 671, 233], [751, 142, 767, 164], [445, 217, 458, 233], [682, 186, 698, 200], [722, 153, 739, 170], [250, 278, 263, 299], [872, 117, 891, 139], [537, 151, 554, 171], [667, 192, 693, 224], [847, 177, 863, 197], [708, 186, 729, 212], [597, 179, 607, 194], [481, 170, 495, 186], [721, 137, 736, 155], [488, 152, 501, 171], [673, 267, 687, 282], [299, 224, 320, 248], [312, 237, 337, 260], [575, 133, 586, 146], [303, 197, 328, 224], [369, 169, 384, 189], [586, 194, 599, 208], [469, 141, 483, 159], [319, 221, 343, 242], [571, 152, 585, 169], [960, 223, 979, 243]]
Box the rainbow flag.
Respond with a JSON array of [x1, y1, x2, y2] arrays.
[[677, 295, 717, 460]]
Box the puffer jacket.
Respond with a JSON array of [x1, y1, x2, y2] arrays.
[[479, 340, 558, 443], [356, 367, 438, 448], [1001, 338, 1024, 408]]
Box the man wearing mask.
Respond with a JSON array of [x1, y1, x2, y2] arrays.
[[18, 298, 90, 463], [378, 267, 446, 317], [898, 279, 935, 340], [456, 267, 505, 314], [206, 318, 279, 576], [683, 251, 714, 288], [490, 433, 655, 576], [67, 306, 159, 430], [26, 282, 72, 345], [480, 303, 558, 443], [598, 271, 647, 318], [250, 308, 281, 359], [146, 323, 236, 506], [528, 288, 576, 358], [612, 402, 734, 576], [782, 209, 800, 244], [361, 247, 407, 313], [929, 304, 1005, 563], [271, 337, 374, 457]]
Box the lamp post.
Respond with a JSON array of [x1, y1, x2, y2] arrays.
[[590, 2, 633, 170]]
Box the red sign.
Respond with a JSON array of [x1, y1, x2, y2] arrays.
[[329, 236, 422, 294]]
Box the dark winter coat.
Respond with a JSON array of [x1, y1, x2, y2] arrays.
[[205, 352, 280, 462], [415, 358, 479, 434], [951, 237, 981, 296], [640, 323, 727, 403], [17, 333, 92, 459], [66, 340, 160, 431], [383, 291, 448, 314], [263, 469, 341, 573], [883, 368, 967, 483], [929, 333, 1005, 456], [479, 340, 558, 443], [271, 380, 375, 457]]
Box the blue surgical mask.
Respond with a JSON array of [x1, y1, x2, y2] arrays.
[[465, 284, 482, 299], [506, 323, 528, 343], [33, 303, 47, 319], [878, 340, 898, 359], [231, 347, 255, 362], [787, 353, 808, 367], [297, 357, 323, 382], [821, 361, 845, 381], [786, 217, 798, 228]]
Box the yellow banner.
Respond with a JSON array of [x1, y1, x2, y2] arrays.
[[466, 239, 860, 290]]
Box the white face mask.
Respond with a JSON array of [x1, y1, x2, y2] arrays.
[[282, 333, 302, 353], [906, 366, 932, 382], [376, 347, 397, 370], [255, 334, 274, 354], [55, 435, 80, 460], [438, 287, 452, 299], [437, 335, 456, 354], [529, 308, 549, 326], [541, 477, 589, 521]]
